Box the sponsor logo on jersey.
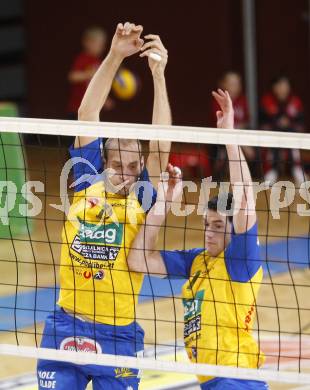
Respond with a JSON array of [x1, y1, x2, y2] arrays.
[[78, 220, 123, 245], [70, 220, 123, 262], [183, 290, 204, 321], [114, 368, 137, 378], [60, 336, 102, 354], [72, 266, 105, 280], [191, 346, 197, 359], [71, 235, 121, 261], [93, 270, 104, 280], [69, 252, 115, 269], [184, 315, 201, 338], [88, 198, 99, 208], [183, 290, 204, 338], [83, 270, 92, 279]]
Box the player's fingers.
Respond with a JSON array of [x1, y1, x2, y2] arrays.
[[216, 110, 223, 121], [160, 171, 169, 182], [167, 165, 177, 182], [133, 24, 143, 33], [166, 163, 173, 174], [144, 34, 161, 41], [145, 34, 168, 54], [213, 90, 226, 101], [212, 91, 224, 105], [140, 41, 163, 52], [172, 166, 182, 178], [140, 48, 164, 59], [126, 23, 135, 35], [166, 164, 181, 179], [225, 90, 233, 106], [116, 23, 124, 33], [212, 89, 223, 96], [146, 41, 166, 54], [130, 23, 137, 33], [123, 22, 131, 35], [136, 38, 144, 48]]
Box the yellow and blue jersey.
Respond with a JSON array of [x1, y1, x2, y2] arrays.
[[161, 223, 265, 385], [57, 138, 156, 325]]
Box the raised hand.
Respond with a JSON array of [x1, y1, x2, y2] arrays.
[[156, 164, 183, 213], [110, 22, 144, 59], [140, 34, 168, 77], [212, 89, 235, 129]]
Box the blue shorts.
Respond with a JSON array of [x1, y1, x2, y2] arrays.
[[37, 308, 144, 390], [200, 377, 269, 389]]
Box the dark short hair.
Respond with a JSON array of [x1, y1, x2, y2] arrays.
[[270, 74, 290, 87], [207, 192, 234, 223]]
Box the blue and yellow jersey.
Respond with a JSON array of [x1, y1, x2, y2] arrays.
[[161, 223, 264, 384], [58, 139, 156, 326]]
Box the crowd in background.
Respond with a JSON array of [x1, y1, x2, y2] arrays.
[[66, 26, 306, 185]]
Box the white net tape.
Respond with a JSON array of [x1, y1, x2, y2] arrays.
[[0, 344, 310, 385], [0, 117, 310, 149]]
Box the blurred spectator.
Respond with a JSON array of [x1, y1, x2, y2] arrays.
[[67, 27, 113, 119], [260, 75, 306, 185], [169, 144, 211, 181], [210, 71, 256, 175], [211, 71, 249, 129], [0, 101, 18, 117], [170, 72, 257, 181]]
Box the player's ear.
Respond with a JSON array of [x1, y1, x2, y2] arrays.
[[225, 217, 233, 234], [140, 156, 145, 171], [102, 147, 108, 167]]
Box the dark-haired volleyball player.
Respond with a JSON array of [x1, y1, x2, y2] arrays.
[[128, 90, 268, 389]]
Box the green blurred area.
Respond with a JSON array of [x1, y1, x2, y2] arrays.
[[0, 103, 33, 238]]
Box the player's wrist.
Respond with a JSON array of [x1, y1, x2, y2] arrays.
[[152, 70, 166, 82], [107, 49, 125, 64]]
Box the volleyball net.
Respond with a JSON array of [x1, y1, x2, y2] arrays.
[[0, 117, 310, 386]]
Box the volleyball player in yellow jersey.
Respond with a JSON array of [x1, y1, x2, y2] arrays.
[[128, 90, 269, 389], [37, 22, 171, 390]]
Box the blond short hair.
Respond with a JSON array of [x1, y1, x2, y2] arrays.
[[103, 138, 142, 160]]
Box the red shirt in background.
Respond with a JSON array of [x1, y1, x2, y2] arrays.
[[210, 94, 249, 128], [67, 52, 101, 114], [260, 93, 304, 132]]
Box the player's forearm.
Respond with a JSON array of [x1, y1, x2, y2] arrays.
[[78, 52, 123, 121], [152, 75, 171, 125], [128, 207, 165, 273], [226, 145, 256, 230], [226, 145, 253, 185], [149, 75, 172, 173]]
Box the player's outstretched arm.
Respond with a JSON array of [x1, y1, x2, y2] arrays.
[[212, 89, 256, 233], [75, 22, 144, 148], [128, 165, 182, 275], [140, 35, 171, 183]]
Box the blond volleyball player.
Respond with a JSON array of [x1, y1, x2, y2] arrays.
[[128, 90, 268, 389], [37, 22, 171, 390]]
